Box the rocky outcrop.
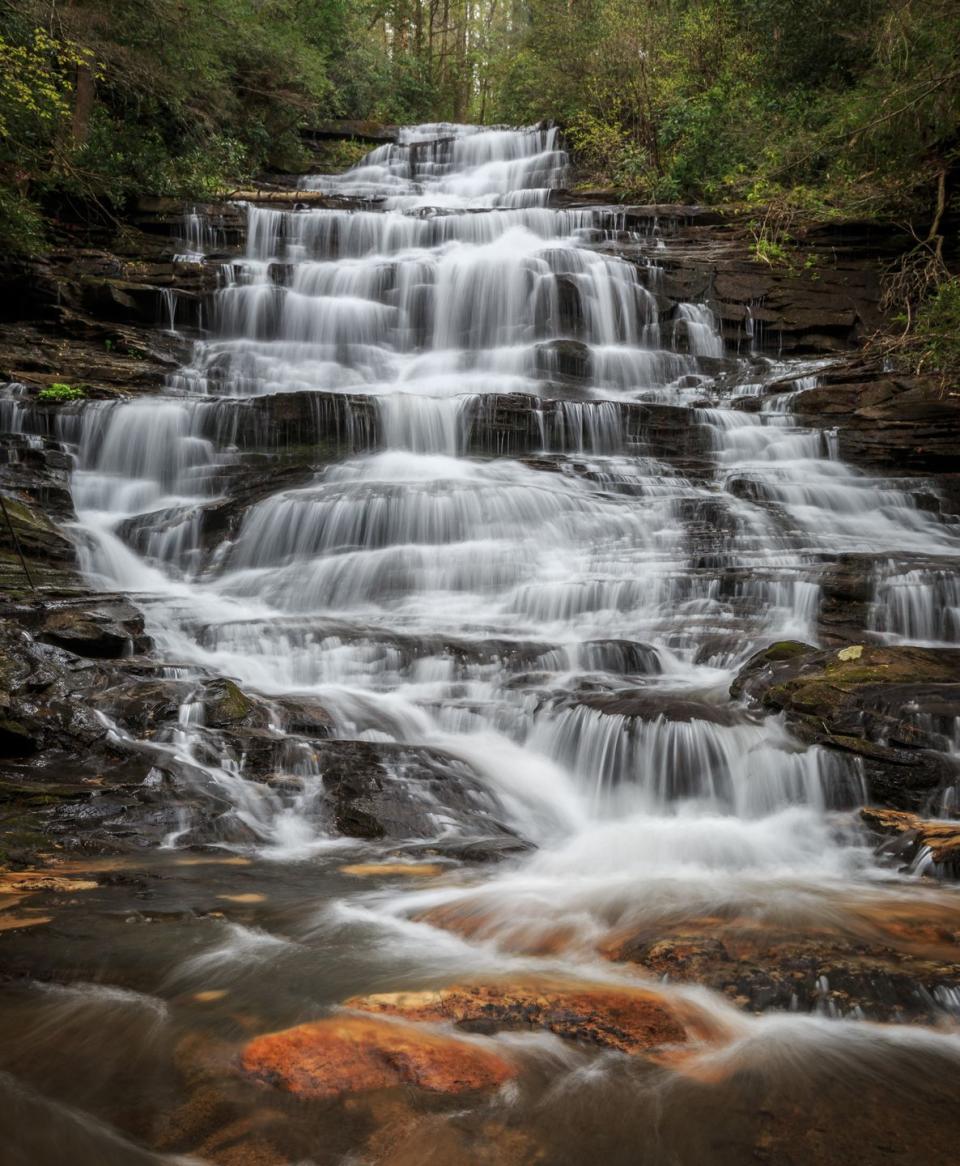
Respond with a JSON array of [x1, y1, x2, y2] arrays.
[[0, 429, 80, 594], [606, 909, 960, 1021], [731, 641, 960, 810], [586, 209, 906, 355], [462, 393, 708, 465], [861, 806, 960, 878], [0, 602, 527, 861], [36, 600, 151, 658], [0, 202, 234, 399], [794, 364, 960, 482]]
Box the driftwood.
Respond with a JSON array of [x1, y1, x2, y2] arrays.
[[221, 188, 381, 208]]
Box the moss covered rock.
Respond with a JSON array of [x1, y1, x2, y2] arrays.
[[731, 642, 960, 810]]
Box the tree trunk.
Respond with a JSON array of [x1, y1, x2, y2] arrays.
[[72, 63, 95, 146]]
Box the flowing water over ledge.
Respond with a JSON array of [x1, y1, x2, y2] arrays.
[[3, 123, 960, 1165]]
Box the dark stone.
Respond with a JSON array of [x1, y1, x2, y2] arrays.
[[314, 739, 521, 845], [731, 641, 960, 810], [38, 600, 151, 658]]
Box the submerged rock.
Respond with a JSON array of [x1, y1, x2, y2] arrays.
[[241, 1014, 516, 1098], [345, 980, 692, 1053]]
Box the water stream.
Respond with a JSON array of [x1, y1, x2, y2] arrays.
[[3, 123, 960, 1165]]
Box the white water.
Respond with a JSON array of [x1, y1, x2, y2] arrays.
[[5, 123, 960, 959]]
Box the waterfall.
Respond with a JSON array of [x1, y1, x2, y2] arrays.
[[14, 120, 959, 865]]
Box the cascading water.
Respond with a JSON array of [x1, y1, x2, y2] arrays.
[[7, 120, 960, 853], [4, 123, 960, 1164]]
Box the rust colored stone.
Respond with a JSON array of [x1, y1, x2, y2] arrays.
[[345, 979, 690, 1053], [241, 1014, 515, 1099], [861, 806, 960, 866]]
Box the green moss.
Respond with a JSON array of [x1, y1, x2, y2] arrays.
[[0, 496, 57, 533], [762, 640, 813, 661], [205, 678, 253, 724]]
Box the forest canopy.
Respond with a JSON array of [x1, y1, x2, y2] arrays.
[[0, 1, 957, 257]]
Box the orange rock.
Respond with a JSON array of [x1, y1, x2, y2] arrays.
[[340, 863, 445, 878], [861, 806, 960, 866], [0, 912, 52, 932], [345, 979, 691, 1053], [0, 870, 97, 894], [241, 1014, 515, 1098]]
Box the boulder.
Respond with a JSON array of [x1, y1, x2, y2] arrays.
[[344, 980, 691, 1053], [38, 600, 151, 658], [731, 641, 960, 809], [199, 678, 262, 728], [241, 1014, 515, 1098], [314, 739, 521, 846]]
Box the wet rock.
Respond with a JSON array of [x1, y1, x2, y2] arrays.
[[860, 806, 960, 878], [37, 600, 151, 658], [92, 676, 193, 734], [0, 432, 76, 521], [575, 690, 744, 725], [115, 460, 320, 572], [461, 393, 706, 464], [731, 641, 960, 809], [606, 911, 960, 1020], [816, 553, 878, 645], [270, 695, 334, 737], [315, 740, 522, 846], [241, 1014, 516, 1098], [0, 618, 113, 756], [207, 389, 379, 455], [345, 980, 691, 1053], [0, 490, 78, 595], [536, 338, 589, 381], [200, 679, 263, 728], [794, 366, 960, 477], [410, 835, 534, 864]]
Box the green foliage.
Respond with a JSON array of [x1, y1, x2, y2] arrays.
[[0, 0, 368, 251], [912, 278, 960, 375], [37, 383, 85, 402], [485, 0, 960, 225], [0, 186, 46, 254], [0, 0, 957, 359]]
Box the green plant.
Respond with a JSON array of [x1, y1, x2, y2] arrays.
[[37, 382, 86, 401], [751, 233, 793, 267], [911, 276, 960, 374]]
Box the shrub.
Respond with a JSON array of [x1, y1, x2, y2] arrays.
[[912, 277, 960, 375], [37, 382, 86, 401]]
